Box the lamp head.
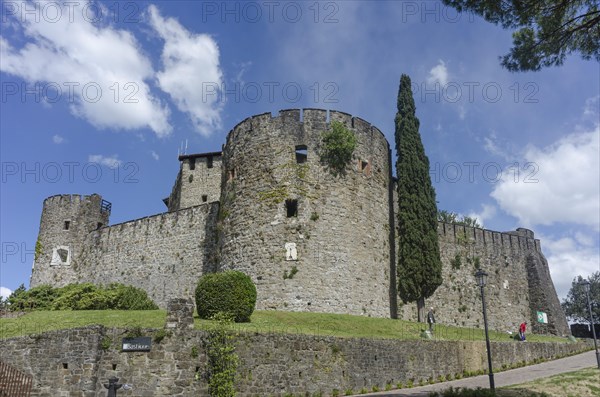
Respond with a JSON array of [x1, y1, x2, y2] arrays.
[[580, 279, 591, 293], [475, 269, 488, 287]]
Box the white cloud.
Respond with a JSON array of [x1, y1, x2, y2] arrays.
[[0, 286, 12, 300], [466, 204, 497, 227], [88, 154, 122, 169], [148, 5, 223, 136], [0, 1, 171, 137], [151, 151, 160, 161], [491, 126, 600, 229], [52, 134, 64, 144], [427, 60, 449, 86], [541, 233, 600, 301]]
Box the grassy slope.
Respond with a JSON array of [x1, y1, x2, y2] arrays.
[[506, 367, 600, 397], [1, 310, 569, 343]]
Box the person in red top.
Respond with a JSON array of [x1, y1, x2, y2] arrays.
[[519, 321, 527, 341]]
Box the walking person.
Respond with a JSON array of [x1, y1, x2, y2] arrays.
[[427, 307, 436, 333], [519, 321, 527, 341]]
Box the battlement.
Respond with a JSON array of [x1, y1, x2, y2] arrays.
[[44, 194, 99, 205], [225, 109, 389, 150], [99, 202, 215, 234], [438, 222, 542, 253]]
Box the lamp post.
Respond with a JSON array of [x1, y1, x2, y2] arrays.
[[580, 280, 600, 369], [475, 269, 495, 392]]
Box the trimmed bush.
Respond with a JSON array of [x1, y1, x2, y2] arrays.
[[195, 271, 257, 322]]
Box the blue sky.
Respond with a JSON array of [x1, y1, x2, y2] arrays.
[[1, 0, 598, 303]]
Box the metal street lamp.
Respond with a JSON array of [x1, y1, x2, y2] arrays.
[[475, 269, 495, 391], [580, 280, 600, 369]]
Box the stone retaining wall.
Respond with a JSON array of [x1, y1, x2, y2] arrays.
[[0, 326, 590, 396]]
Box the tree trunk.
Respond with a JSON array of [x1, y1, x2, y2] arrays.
[[417, 297, 425, 322]]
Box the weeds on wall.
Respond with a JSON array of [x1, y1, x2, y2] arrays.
[[205, 313, 239, 397], [320, 121, 357, 176]]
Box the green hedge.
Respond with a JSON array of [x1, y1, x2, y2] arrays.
[[195, 271, 257, 322], [7, 283, 158, 311]]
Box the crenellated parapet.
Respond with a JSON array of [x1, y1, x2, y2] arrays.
[[437, 222, 542, 254]]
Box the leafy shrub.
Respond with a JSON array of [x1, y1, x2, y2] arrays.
[[196, 271, 257, 322], [320, 121, 357, 175], [104, 283, 158, 310], [6, 283, 157, 311], [52, 283, 108, 310]]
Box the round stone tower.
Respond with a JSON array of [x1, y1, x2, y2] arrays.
[[217, 109, 395, 317], [30, 194, 110, 287]]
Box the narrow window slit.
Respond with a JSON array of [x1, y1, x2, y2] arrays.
[[286, 199, 298, 218], [295, 145, 307, 164]]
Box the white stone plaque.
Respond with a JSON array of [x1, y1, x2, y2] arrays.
[[285, 242, 297, 261]]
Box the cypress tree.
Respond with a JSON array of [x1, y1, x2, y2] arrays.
[[395, 74, 442, 322]]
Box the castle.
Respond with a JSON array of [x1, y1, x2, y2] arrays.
[[29, 109, 569, 335]]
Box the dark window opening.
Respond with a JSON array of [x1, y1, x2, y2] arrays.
[[361, 160, 369, 171], [189, 159, 195, 170], [112, 364, 117, 370], [295, 145, 307, 164], [64, 221, 70, 230], [207, 155, 214, 168], [202, 195, 208, 202], [57, 249, 69, 263], [97, 222, 103, 229], [228, 169, 235, 181], [286, 199, 298, 218], [62, 363, 68, 369]]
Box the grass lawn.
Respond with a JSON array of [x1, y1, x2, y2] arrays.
[[1, 309, 569, 343], [506, 367, 600, 397]]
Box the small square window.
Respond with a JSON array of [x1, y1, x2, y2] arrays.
[[97, 222, 103, 229], [295, 145, 307, 164], [64, 221, 70, 230], [286, 199, 298, 218], [189, 159, 195, 170], [202, 195, 208, 202], [207, 156, 214, 169]]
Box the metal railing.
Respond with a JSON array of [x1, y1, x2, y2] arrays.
[[101, 199, 112, 215]]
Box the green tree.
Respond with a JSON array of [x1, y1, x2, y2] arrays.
[[7, 283, 27, 310], [438, 210, 482, 228], [561, 272, 600, 323], [442, 0, 600, 71], [395, 74, 442, 322]]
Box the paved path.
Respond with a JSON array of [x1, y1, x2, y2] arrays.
[[356, 350, 598, 396]]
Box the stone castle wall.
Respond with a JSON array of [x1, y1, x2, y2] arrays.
[[0, 325, 590, 396], [76, 203, 219, 308], [32, 203, 218, 308], [398, 224, 569, 336], [28, 108, 569, 334], [218, 109, 394, 317]]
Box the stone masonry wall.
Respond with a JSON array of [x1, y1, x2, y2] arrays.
[[398, 223, 569, 336], [0, 326, 590, 396], [218, 109, 394, 317], [30, 194, 110, 288], [72, 203, 219, 308]]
